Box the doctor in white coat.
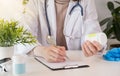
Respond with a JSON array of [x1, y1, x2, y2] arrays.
[[18, 0, 104, 62]]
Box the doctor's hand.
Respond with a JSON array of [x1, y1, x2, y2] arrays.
[[81, 40, 103, 57], [34, 45, 66, 63]]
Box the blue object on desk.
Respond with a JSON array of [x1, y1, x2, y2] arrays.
[[13, 63, 25, 74], [103, 48, 120, 61]]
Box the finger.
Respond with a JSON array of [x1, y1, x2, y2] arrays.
[[46, 51, 65, 63], [84, 42, 94, 56], [93, 41, 103, 51], [57, 46, 69, 61], [57, 46, 66, 50], [49, 50, 65, 60], [48, 54, 65, 63], [51, 46, 65, 56], [81, 44, 88, 57], [86, 41, 97, 54], [82, 42, 91, 57], [43, 46, 65, 63], [47, 56, 65, 63], [46, 46, 66, 62], [57, 46, 66, 56]]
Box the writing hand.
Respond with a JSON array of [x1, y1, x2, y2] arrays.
[[42, 45, 66, 63]]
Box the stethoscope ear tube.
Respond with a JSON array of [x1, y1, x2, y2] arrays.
[[45, 0, 52, 36], [69, 0, 83, 16]]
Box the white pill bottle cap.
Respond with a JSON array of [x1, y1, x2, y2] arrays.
[[85, 32, 107, 46]]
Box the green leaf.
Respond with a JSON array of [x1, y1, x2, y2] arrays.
[[107, 1, 114, 12], [106, 19, 113, 29], [22, 0, 29, 5], [0, 19, 36, 47], [115, 6, 120, 13], [100, 17, 112, 26], [114, 1, 120, 5], [113, 21, 120, 41], [104, 27, 114, 38]]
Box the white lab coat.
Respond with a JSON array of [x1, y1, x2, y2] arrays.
[[16, 0, 102, 54]]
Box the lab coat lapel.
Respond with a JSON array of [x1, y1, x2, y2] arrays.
[[47, 0, 56, 40], [64, 1, 74, 26], [64, 1, 81, 37], [64, 1, 84, 49]]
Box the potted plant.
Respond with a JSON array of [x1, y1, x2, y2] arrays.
[[0, 19, 36, 60], [100, 1, 120, 49]]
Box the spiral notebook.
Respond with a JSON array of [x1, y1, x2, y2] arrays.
[[35, 56, 89, 70]]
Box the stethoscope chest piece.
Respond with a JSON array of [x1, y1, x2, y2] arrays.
[[46, 35, 56, 45]]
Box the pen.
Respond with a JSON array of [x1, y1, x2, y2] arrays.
[[65, 55, 70, 61]]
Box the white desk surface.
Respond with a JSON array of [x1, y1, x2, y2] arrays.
[[1, 51, 120, 76]]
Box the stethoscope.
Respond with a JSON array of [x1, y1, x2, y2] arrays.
[[45, 0, 83, 45]]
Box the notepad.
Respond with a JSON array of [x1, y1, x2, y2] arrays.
[[35, 56, 89, 70]]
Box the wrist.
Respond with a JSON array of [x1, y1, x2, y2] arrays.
[[33, 46, 46, 57]]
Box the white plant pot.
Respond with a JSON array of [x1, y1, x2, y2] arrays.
[[0, 46, 14, 60]]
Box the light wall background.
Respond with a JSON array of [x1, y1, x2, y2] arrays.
[[0, 0, 118, 22], [0, 0, 23, 20], [95, 0, 111, 21]]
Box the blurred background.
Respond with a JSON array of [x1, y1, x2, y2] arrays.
[[0, 0, 119, 49], [0, 0, 23, 20], [0, 0, 115, 21]]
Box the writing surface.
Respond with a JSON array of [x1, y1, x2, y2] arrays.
[[35, 56, 89, 70]]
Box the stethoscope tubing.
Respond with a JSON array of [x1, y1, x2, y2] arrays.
[[45, 0, 52, 36], [69, 1, 83, 16], [45, 0, 83, 37]]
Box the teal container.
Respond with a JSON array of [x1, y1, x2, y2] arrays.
[[14, 64, 25, 74]]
